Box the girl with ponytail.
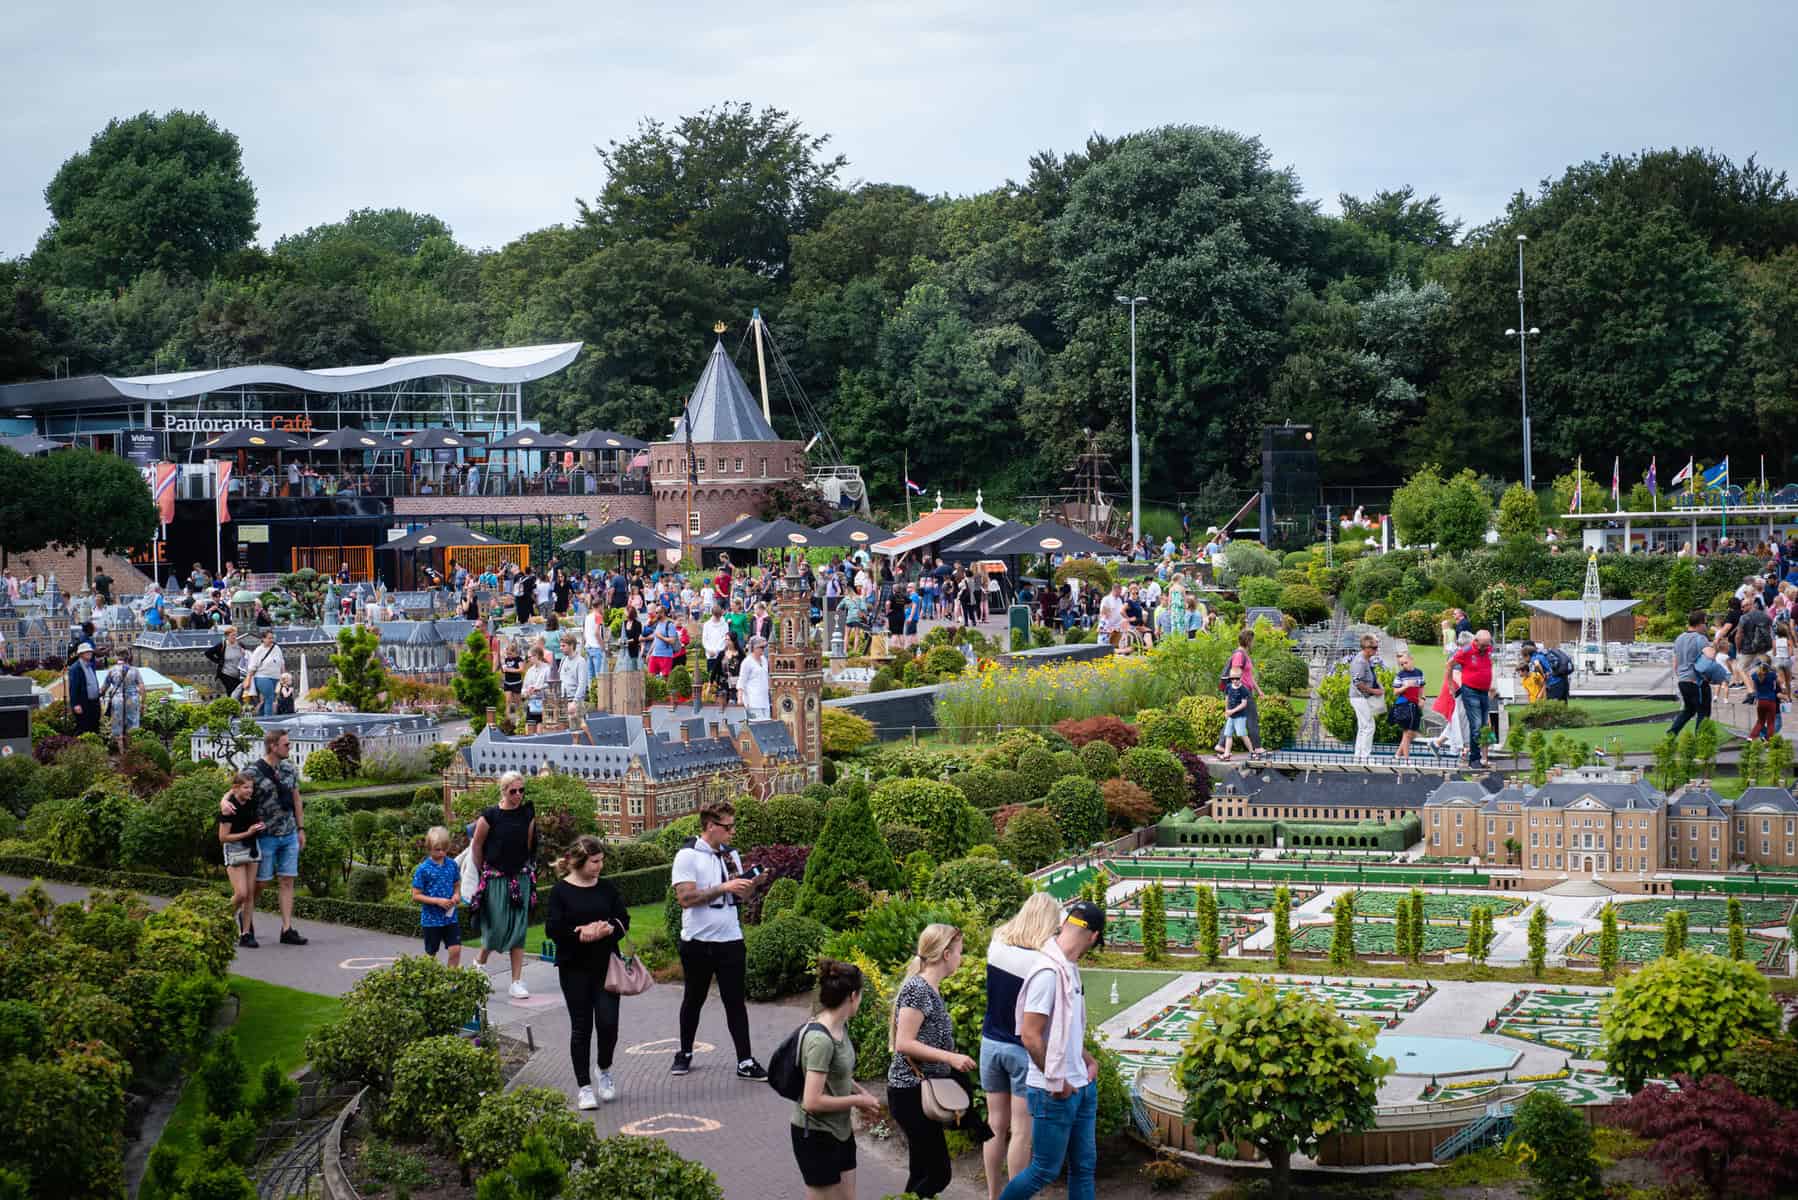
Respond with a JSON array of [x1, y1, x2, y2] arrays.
[[887, 924, 991, 1196]]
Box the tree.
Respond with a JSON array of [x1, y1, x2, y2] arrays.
[[1434, 469, 1494, 554], [37, 448, 158, 583], [997, 808, 1062, 873], [1497, 482, 1542, 543], [1598, 903, 1620, 981], [1272, 885, 1292, 969], [1738, 739, 1766, 790], [1764, 733, 1793, 786], [1176, 979, 1391, 1200], [1611, 1073, 1798, 1200], [1467, 904, 1493, 966], [1330, 891, 1355, 970], [1601, 951, 1783, 1091], [1045, 775, 1106, 850], [1727, 897, 1745, 962], [1392, 894, 1413, 962], [1407, 888, 1426, 965], [453, 629, 504, 731], [796, 789, 901, 929], [579, 102, 846, 279], [1509, 1090, 1602, 1200], [325, 624, 389, 712], [1527, 904, 1548, 978], [1693, 721, 1720, 779], [34, 110, 258, 290], [0, 449, 53, 565], [1195, 884, 1220, 967], [1389, 464, 1444, 547], [1141, 882, 1167, 963], [1664, 908, 1689, 958]]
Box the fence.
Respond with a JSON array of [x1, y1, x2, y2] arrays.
[[292, 545, 373, 581]]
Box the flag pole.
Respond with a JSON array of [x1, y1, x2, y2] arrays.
[[904, 448, 913, 526]]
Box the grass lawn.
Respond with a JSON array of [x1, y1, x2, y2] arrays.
[[1543, 719, 1721, 755], [1080, 968, 1183, 1024], [460, 902, 666, 958], [158, 977, 344, 1159], [463, 921, 549, 955]]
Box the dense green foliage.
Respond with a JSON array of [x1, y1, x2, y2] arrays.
[[1600, 951, 1783, 1091], [796, 789, 901, 928], [1508, 1091, 1601, 1200]]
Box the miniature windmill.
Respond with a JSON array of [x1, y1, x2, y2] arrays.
[[1578, 551, 1608, 675]]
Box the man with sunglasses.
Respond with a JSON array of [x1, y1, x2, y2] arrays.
[[669, 799, 766, 1080]]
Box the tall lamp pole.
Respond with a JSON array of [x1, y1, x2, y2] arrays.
[[1505, 234, 1541, 492], [1116, 294, 1148, 551]]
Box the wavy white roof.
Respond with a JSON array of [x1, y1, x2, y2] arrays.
[[104, 342, 583, 400]]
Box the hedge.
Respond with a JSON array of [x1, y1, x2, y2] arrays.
[[0, 855, 218, 896], [599, 863, 672, 907]]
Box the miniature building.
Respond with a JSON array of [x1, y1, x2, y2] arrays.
[[1520, 598, 1640, 648], [0, 581, 73, 665], [192, 711, 441, 775], [133, 627, 340, 697]]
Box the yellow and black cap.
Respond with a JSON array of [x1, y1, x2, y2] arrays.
[[1064, 899, 1106, 942]]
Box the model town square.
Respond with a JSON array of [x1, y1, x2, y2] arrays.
[[3, 7, 1798, 1200]]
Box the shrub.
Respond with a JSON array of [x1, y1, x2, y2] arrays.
[[383, 1035, 501, 1152], [348, 865, 390, 904], [1140, 712, 1201, 753], [1000, 808, 1064, 872], [1120, 747, 1187, 815], [1014, 746, 1062, 798], [1362, 601, 1389, 626], [0, 755, 47, 819], [1601, 951, 1782, 1090], [1216, 541, 1281, 588], [1053, 558, 1113, 596], [1278, 582, 1329, 624], [305, 956, 490, 1094], [950, 767, 1005, 810], [820, 898, 968, 970], [1721, 1036, 1798, 1107], [759, 876, 800, 923], [1045, 775, 1105, 848], [1508, 1090, 1600, 1200], [298, 813, 350, 898], [119, 803, 195, 874], [44, 782, 141, 869], [461, 1086, 605, 1174], [821, 707, 875, 756], [198, 1030, 249, 1118], [0, 1000, 46, 1061], [1610, 1073, 1798, 1200], [1102, 778, 1158, 834], [1317, 665, 1401, 745], [41, 740, 112, 799], [1257, 697, 1299, 750], [562, 1134, 722, 1200], [761, 795, 827, 847], [1390, 608, 1437, 645], [921, 857, 1033, 924], [1054, 715, 1138, 751], [1238, 576, 1282, 608], [303, 748, 345, 782], [744, 914, 829, 1000], [1079, 740, 1120, 779], [882, 823, 929, 863], [871, 777, 974, 861], [975, 729, 1050, 771], [738, 844, 811, 924], [797, 790, 901, 929], [1504, 616, 1531, 641], [922, 645, 967, 678]]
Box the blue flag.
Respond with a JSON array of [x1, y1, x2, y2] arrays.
[[1701, 458, 1729, 490]]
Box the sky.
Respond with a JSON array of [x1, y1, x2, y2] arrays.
[[4, 1, 1796, 257]]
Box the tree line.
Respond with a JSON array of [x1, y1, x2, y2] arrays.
[[4, 105, 1797, 512]]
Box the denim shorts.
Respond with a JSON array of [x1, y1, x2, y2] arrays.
[[256, 831, 300, 881], [979, 1038, 1031, 1094]]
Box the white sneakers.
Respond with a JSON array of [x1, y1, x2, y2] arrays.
[[597, 1072, 617, 1102], [508, 979, 530, 999], [576, 1085, 598, 1110]]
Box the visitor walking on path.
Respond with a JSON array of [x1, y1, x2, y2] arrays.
[[1451, 629, 1495, 769], [998, 900, 1105, 1200], [245, 630, 285, 716], [217, 771, 264, 946], [101, 649, 143, 748], [887, 924, 991, 1197], [545, 835, 631, 1109], [1670, 609, 1712, 735], [1348, 635, 1385, 760], [670, 798, 766, 1081], [980, 894, 1062, 1200], [790, 959, 884, 1200], [248, 728, 307, 945], [1227, 629, 1262, 747], [470, 770, 537, 998], [66, 643, 102, 735], [1429, 631, 1469, 757], [409, 826, 462, 967], [1391, 651, 1425, 762]]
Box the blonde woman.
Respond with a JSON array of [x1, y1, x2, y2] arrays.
[[980, 893, 1063, 1198], [216, 772, 265, 947], [470, 770, 538, 998], [521, 645, 552, 732], [887, 924, 989, 1197]]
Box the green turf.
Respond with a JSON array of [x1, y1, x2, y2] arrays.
[[1613, 897, 1794, 928], [1566, 929, 1787, 968], [157, 976, 344, 1159], [1290, 922, 1468, 954], [1080, 969, 1184, 1024], [1350, 891, 1526, 919], [1542, 719, 1726, 755]]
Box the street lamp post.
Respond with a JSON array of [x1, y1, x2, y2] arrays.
[[1116, 294, 1148, 552], [1505, 234, 1542, 492]]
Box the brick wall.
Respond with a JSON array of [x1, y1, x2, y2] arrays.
[[648, 439, 805, 541]]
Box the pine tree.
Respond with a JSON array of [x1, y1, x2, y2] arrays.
[[453, 628, 504, 730], [1764, 734, 1793, 787], [1675, 728, 1698, 787], [1737, 739, 1766, 790], [1330, 891, 1355, 971], [1650, 732, 1681, 793], [1393, 895, 1413, 963], [795, 789, 902, 929], [1407, 888, 1426, 964], [1196, 884, 1220, 967], [1467, 905, 1492, 966], [325, 623, 390, 712], [1142, 882, 1167, 963], [1662, 908, 1689, 957], [1598, 903, 1619, 981], [1692, 722, 1719, 780], [1527, 904, 1547, 978], [1727, 897, 1745, 962], [1272, 884, 1292, 969]]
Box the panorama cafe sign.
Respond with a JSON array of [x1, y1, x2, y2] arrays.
[[164, 415, 316, 434]]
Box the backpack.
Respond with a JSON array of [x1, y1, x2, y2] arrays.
[[1543, 648, 1574, 678], [1741, 615, 1774, 655], [767, 1021, 828, 1101]]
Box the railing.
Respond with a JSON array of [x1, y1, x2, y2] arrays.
[[1432, 1103, 1514, 1162], [180, 469, 650, 501]]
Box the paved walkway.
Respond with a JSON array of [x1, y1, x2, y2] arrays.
[[1, 875, 985, 1199]]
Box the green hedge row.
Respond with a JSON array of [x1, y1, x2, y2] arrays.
[[603, 863, 673, 906], [0, 855, 217, 896], [313, 784, 437, 812]]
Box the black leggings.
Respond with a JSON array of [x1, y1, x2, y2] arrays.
[[887, 1085, 952, 1197], [678, 938, 752, 1061], [557, 967, 620, 1086], [1670, 680, 1712, 735]]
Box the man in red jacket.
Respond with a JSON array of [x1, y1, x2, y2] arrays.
[[1452, 630, 1495, 768]]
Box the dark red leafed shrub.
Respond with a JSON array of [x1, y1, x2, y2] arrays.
[[741, 844, 811, 924], [990, 804, 1030, 837], [1053, 716, 1139, 751], [1101, 779, 1157, 834], [117, 750, 172, 799], [1173, 749, 1213, 809], [1608, 1073, 1798, 1199], [33, 735, 76, 766]]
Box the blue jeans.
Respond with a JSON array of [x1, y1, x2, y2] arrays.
[[999, 1082, 1096, 1200], [1459, 687, 1490, 764], [255, 675, 277, 716], [585, 647, 606, 681]]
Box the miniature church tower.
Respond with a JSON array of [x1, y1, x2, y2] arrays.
[[1578, 550, 1607, 674], [769, 562, 824, 780]]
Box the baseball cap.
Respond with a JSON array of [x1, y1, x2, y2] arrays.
[[1064, 899, 1106, 941]]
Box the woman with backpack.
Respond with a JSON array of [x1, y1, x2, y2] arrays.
[[786, 958, 882, 1200]]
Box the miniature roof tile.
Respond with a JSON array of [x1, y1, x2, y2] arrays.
[[669, 339, 780, 444]]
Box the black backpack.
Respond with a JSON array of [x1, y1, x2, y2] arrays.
[[767, 1021, 827, 1101], [1543, 648, 1574, 678], [1741, 615, 1774, 655]]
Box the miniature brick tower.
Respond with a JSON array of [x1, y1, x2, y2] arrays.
[[769, 563, 824, 779]]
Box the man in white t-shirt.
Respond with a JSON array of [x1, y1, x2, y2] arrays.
[[582, 602, 607, 682], [1004, 900, 1104, 1200], [1097, 585, 1126, 650], [669, 799, 766, 1081], [739, 636, 771, 718]]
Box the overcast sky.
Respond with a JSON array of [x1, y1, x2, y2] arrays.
[[4, 1, 1795, 258]]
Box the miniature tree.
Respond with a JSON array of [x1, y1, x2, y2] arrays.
[[1509, 1090, 1602, 1200], [1195, 884, 1220, 967], [453, 628, 503, 731], [1597, 903, 1620, 981], [1763, 733, 1793, 786], [1503, 836, 1521, 866], [1141, 882, 1167, 964], [1393, 894, 1414, 963], [795, 789, 902, 930], [326, 623, 390, 712], [1692, 721, 1719, 780], [1272, 885, 1292, 969], [1527, 904, 1548, 979], [1663, 908, 1689, 958], [1176, 979, 1391, 1200], [1611, 1074, 1798, 1200], [1602, 951, 1783, 1091], [1727, 897, 1745, 962], [1407, 888, 1426, 964], [1329, 891, 1355, 971], [1650, 732, 1684, 794], [1467, 905, 1492, 966], [1675, 728, 1698, 788], [1737, 738, 1766, 790]]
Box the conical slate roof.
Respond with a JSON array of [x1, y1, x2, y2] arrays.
[[670, 339, 779, 444]]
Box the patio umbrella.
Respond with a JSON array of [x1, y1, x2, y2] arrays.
[[397, 428, 468, 450], [565, 430, 648, 451], [0, 434, 63, 455], [717, 518, 821, 551], [305, 427, 405, 489], [814, 515, 893, 549], [984, 521, 1119, 558], [695, 515, 765, 547], [939, 520, 1026, 561], [559, 518, 679, 554], [199, 427, 307, 452], [488, 429, 574, 449], [381, 523, 498, 551]]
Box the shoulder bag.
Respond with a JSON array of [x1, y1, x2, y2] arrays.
[[604, 936, 655, 996], [901, 1055, 971, 1123]]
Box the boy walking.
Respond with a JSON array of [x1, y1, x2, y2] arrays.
[[1215, 666, 1260, 760], [410, 826, 462, 967]]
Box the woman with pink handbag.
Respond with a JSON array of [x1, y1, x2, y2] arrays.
[[545, 836, 638, 1109]]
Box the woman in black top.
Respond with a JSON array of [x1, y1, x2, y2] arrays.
[[500, 639, 525, 722], [622, 610, 644, 671], [471, 771, 537, 998], [273, 673, 297, 715], [545, 836, 631, 1108], [553, 568, 573, 615]]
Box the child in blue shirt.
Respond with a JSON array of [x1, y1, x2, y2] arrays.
[[409, 826, 462, 965], [1215, 666, 1260, 760]]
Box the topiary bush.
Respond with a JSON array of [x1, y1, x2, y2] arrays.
[[382, 1035, 501, 1152], [820, 707, 875, 756], [1140, 711, 1201, 753], [1362, 601, 1389, 626], [1045, 775, 1105, 849], [1000, 807, 1064, 872], [1216, 541, 1282, 588], [1079, 739, 1119, 779], [562, 1134, 722, 1200], [871, 777, 975, 861], [1173, 694, 1227, 748], [949, 767, 1005, 810], [1102, 778, 1158, 834], [922, 646, 967, 678], [347, 865, 390, 904], [119, 803, 195, 874], [305, 956, 490, 1095], [1119, 747, 1187, 815], [922, 857, 1034, 924], [1053, 715, 1139, 751], [1317, 665, 1401, 746], [303, 748, 344, 782], [1390, 608, 1437, 645], [797, 789, 902, 929], [1257, 698, 1299, 750], [1238, 576, 1282, 608], [759, 876, 801, 923], [1014, 746, 1062, 798], [1278, 583, 1329, 625], [461, 1086, 605, 1174], [44, 782, 141, 869], [744, 914, 829, 1000], [1601, 950, 1782, 1091], [881, 823, 929, 863], [975, 729, 1050, 771]]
